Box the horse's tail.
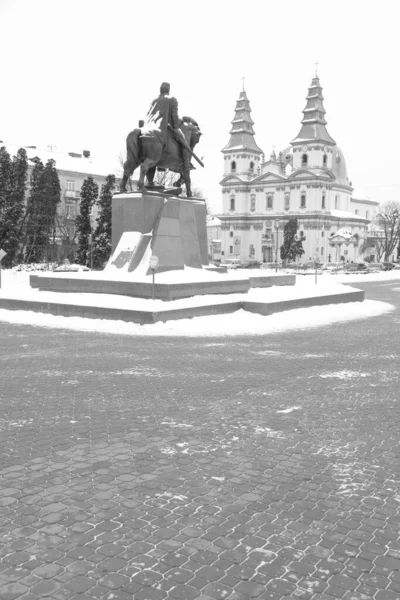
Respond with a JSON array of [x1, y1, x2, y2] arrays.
[[124, 128, 141, 176]]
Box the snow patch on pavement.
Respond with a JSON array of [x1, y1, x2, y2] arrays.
[[276, 406, 302, 414]]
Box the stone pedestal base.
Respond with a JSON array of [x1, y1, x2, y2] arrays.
[[108, 191, 208, 274]]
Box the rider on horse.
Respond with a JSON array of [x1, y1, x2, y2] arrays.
[[146, 82, 192, 182]]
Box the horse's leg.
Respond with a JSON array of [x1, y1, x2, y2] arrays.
[[120, 130, 141, 192], [146, 166, 156, 187], [138, 141, 163, 190], [181, 149, 192, 197]]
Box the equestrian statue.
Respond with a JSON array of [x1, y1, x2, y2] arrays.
[[120, 82, 203, 198]]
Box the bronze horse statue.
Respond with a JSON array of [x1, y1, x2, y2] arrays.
[[120, 118, 202, 197]]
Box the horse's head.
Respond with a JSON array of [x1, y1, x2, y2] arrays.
[[181, 118, 202, 149]]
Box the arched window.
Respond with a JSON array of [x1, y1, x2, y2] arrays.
[[250, 194, 256, 212], [284, 193, 290, 210], [249, 161, 254, 172], [230, 196, 235, 211], [302, 154, 308, 167], [266, 194, 273, 209], [366, 210, 370, 219], [230, 231, 234, 238], [323, 154, 327, 167], [249, 244, 255, 257], [231, 161, 236, 173], [322, 194, 326, 209], [300, 194, 306, 208]]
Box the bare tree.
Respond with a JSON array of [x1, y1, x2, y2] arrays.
[[367, 201, 400, 262]]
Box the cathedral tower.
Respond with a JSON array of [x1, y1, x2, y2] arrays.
[[221, 88, 263, 177], [291, 75, 336, 171]]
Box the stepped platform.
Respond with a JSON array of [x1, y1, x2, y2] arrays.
[[0, 272, 364, 324]]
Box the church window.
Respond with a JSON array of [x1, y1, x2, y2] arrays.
[[335, 195, 339, 209], [322, 194, 326, 209], [250, 194, 256, 212], [229, 245, 233, 254], [249, 161, 254, 171], [231, 161, 236, 173], [323, 154, 327, 167], [230, 231, 234, 237], [366, 210, 370, 219], [230, 196, 235, 211], [302, 154, 308, 167], [321, 247, 324, 256], [355, 209, 359, 215], [321, 231, 324, 238], [300, 194, 306, 208], [266, 194, 273, 209], [249, 244, 255, 257], [284, 193, 290, 210]]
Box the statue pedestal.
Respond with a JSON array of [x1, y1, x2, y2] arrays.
[[108, 191, 208, 274]]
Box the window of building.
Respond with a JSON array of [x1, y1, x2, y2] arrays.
[[230, 196, 235, 211], [229, 246, 233, 254], [335, 195, 339, 209], [66, 202, 75, 219], [323, 154, 327, 167], [230, 231, 234, 237], [231, 161, 236, 173], [366, 210, 370, 219], [284, 193, 290, 210], [250, 194, 256, 212], [302, 154, 308, 167], [66, 180, 75, 191], [300, 194, 306, 208], [321, 247, 324, 256], [321, 231, 324, 238], [249, 161, 254, 172], [355, 209, 359, 215], [300, 230, 304, 239], [322, 194, 326, 209], [266, 194, 273, 209], [249, 244, 255, 257]]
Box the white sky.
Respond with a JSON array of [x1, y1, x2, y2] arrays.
[[1, 0, 399, 212]]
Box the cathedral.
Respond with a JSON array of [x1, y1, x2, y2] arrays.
[[218, 74, 379, 264]]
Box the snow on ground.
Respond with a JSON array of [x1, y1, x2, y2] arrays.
[[0, 268, 397, 337]]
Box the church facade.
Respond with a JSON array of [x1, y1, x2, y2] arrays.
[[218, 76, 379, 264]]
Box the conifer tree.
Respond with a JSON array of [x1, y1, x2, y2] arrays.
[[1, 149, 28, 266], [0, 147, 13, 256], [92, 174, 115, 268], [75, 176, 98, 265], [24, 158, 61, 263], [280, 218, 305, 263]]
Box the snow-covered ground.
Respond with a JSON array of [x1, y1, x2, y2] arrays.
[[0, 268, 397, 337]]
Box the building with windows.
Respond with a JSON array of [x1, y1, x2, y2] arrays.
[[218, 75, 378, 264]]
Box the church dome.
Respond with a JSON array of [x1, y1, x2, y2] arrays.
[[331, 145, 350, 185]]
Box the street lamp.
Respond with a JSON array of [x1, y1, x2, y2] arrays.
[[0, 249, 6, 288], [149, 255, 159, 300], [274, 220, 280, 273]]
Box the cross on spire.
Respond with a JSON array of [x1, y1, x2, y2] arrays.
[[314, 60, 319, 76], [241, 76, 245, 91]]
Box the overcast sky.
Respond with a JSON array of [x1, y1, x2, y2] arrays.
[[1, 0, 399, 212]]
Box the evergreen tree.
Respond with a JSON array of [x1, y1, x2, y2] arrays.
[[75, 176, 98, 265], [280, 218, 305, 263], [1, 149, 28, 267], [92, 174, 115, 268], [0, 147, 13, 255], [24, 158, 61, 263]]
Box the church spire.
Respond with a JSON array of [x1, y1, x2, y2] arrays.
[[221, 88, 263, 154], [291, 75, 336, 145]]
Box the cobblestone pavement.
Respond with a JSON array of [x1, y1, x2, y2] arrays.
[[0, 280, 399, 600]]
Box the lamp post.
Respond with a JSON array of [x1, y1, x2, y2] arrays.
[[87, 234, 93, 270], [274, 220, 280, 273], [0, 249, 6, 288], [149, 255, 159, 300]]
